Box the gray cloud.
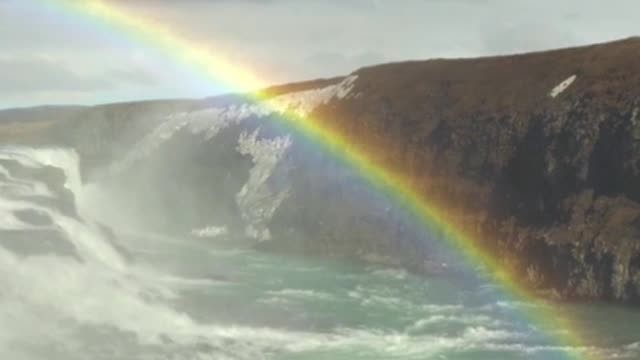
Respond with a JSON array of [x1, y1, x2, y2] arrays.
[[108, 67, 158, 87], [0, 56, 158, 93], [2, 0, 640, 108], [0, 56, 113, 93]]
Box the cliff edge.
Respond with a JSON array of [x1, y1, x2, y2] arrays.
[[2, 38, 640, 303]]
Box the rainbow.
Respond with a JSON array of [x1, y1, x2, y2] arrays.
[[39, 1, 597, 358]]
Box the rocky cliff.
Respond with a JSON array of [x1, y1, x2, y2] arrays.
[[311, 37, 640, 303], [2, 38, 640, 304]]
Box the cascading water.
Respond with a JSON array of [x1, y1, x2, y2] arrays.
[[235, 128, 291, 241], [2, 80, 640, 359], [0, 146, 332, 359]]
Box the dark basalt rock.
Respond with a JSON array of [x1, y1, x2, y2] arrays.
[[2, 38, 640, 303], [297, 37, 640, 303]]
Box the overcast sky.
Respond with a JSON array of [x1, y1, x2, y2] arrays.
[[1, 0, 639, 109]]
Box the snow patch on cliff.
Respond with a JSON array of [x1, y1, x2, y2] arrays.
[[550, 75, 577, 98]]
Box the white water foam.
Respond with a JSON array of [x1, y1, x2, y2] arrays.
[[0, 148, 121, 268], [371, 267, 410, 280], [0, 146, 623, 359], [264, 288, 336, 302], [0, 147, 82, 193], [0, 147, 190, 356], [407, 314, 503, 333], [236, 128, 291, 240], [191, 225, 229, 238]]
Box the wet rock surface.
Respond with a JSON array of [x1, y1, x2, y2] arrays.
[[2, 38, 640, 303], [302, 38, 640, 303]]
